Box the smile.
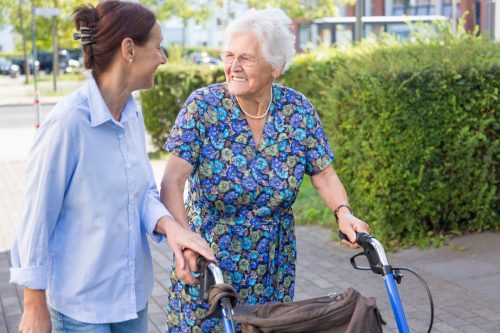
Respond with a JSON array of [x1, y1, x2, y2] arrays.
[[232, 76, 247, 82]]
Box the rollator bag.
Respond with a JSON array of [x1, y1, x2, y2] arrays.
[[226, 287, 385, 333]]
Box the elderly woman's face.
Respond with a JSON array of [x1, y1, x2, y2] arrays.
[[224, 32, 280, 100]]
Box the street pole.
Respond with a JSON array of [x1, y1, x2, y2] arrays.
[[30, 0, 40, 129], [19, 0, 29, 85], [451, 0, 457, 34], [354, 0, 364, 42], [496, 0, 500, 41], [52, 20, 57, 92]]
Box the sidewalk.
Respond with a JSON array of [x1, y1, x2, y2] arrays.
[[1, 78, 500, 332], [0, 75, 83, 107], [1, 160, 500, 333]]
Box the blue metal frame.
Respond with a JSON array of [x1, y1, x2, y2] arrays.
[[211, 232, 413, 333], [221, 308, 235, 333], [384, 273, 410, 333]]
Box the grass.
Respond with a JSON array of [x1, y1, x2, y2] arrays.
[[292, 176, 336, 229], [148, 150, 169, 160], [27, 72, 86, 83]]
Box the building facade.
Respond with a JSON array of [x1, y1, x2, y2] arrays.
[[297, 0, 498, 49]]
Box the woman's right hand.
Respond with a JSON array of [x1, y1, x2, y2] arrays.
[[175, 248, 201, 285], [19, 288, 51, 333]]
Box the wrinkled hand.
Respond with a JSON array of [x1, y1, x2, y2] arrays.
[[159, 217, 215, 282], [338, 214, 370, 249], [174, 248, 201, 285], [19, 289, 51, 333]]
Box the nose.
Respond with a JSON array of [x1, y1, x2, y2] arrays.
[[160, 48, 167, 64], [230, 57, 242, 71]]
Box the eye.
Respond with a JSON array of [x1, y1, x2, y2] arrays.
[[240, 55, 254, 62]]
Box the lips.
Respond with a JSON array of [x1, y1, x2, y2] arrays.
[[232, 76, 247, 82]]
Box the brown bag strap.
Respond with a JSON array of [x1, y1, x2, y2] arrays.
[[206, 283, 239, 318]]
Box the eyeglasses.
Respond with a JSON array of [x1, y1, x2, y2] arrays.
[[220, 51, 263, 67]]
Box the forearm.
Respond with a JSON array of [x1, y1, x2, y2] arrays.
[[160, 178, 190, 230], [311, 166, 352, 218]]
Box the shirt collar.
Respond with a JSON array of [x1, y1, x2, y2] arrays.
[[83, 72, 139, 128]]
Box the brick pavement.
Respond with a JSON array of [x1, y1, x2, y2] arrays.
[[1, 160, 500, 333]]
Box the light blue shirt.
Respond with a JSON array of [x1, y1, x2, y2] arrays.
[[10, 74, 169, 323]]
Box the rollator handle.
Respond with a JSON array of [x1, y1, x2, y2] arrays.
[[338, 230, 369, 245], [197, 256, 217, 301]]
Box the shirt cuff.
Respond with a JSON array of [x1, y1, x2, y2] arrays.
[[10, 265, 48, 290], [144, 199, 171, 243]]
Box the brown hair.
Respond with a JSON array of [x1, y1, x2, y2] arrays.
[[73, 0, 156, 80]]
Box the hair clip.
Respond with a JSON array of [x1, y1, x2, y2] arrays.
[[73, 26, 96, 46]]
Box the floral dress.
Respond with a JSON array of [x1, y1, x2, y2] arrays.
[[164, 83, 334, 332]]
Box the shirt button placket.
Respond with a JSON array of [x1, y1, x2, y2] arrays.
[[119, 129, 136, 310]]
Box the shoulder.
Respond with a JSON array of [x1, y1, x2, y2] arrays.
[[43, 88, 90, 132], [187, 83, 227, 104], [181, 83, 228, 118], [274, 83, 314, 110]]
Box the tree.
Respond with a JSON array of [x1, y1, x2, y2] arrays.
[[140, 0, 213, 48], [243, 0, 348, 20]]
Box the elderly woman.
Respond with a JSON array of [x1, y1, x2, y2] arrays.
[[161, 7, 370, 332]]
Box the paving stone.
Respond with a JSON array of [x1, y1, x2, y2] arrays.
[[2, 160, 500, 332]]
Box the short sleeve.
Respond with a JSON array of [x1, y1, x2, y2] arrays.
[[303, 97, 335, 176], [164, 92, 204, 170]]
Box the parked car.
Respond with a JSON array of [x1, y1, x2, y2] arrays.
[[34, 49, 80, 74], [0, 57, 20, 78], [11, 57, 39, 75], [187, 51, 221, 66]]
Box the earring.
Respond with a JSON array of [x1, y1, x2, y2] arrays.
[[129, 58, 133, 63]]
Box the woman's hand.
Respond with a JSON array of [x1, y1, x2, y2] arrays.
[[157, 216, 215, 283], [19, 288, 51, 333], [337, 213, 370, 249], [174, 248, 201, 285]]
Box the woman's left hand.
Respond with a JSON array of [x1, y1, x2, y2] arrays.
[[337, 214, 370, 249]]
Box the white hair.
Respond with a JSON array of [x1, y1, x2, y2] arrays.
[[223, 8, 296, 72]]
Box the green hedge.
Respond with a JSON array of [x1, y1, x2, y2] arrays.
[[141, 64, 225, 149], [142, 37, 499, 247], [282, 39, 500, 247]]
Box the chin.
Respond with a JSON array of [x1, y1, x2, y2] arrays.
[[227, 83, 246, 96]]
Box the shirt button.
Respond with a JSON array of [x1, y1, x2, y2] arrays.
[[119, 134, 124, 139], [126, 163, 131, 169]]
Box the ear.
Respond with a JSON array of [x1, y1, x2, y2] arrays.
[[120, 37, 135, 63], [271, 59, 286, 80], [271, 66, 283, 80]]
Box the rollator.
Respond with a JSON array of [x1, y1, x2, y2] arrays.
[[197, 232, 434, 333]]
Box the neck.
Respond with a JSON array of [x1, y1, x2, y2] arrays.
[[95, 66, 132, 121], [236, 84, 273, 119]]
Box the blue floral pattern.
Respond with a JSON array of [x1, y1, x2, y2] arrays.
[[164, 83, 334, 332]]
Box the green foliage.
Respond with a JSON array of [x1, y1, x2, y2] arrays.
[[140, 29, 499, 248], [246, 0, 347, 19], [141, 64, 225, 149], [2, 0, 85, 52], [282, 36, 500, 248], [140, 0, 212, 23]]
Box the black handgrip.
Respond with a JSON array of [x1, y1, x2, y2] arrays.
[[338, 230, 352, 243], [338, 231, 371, 245], [196, 256, 208, 272], [196, 256, 218, 301]]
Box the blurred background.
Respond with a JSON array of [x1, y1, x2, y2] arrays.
[[0, 0, 497, 88]]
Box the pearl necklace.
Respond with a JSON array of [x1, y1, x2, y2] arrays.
[[235, 86, 273, 120]]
